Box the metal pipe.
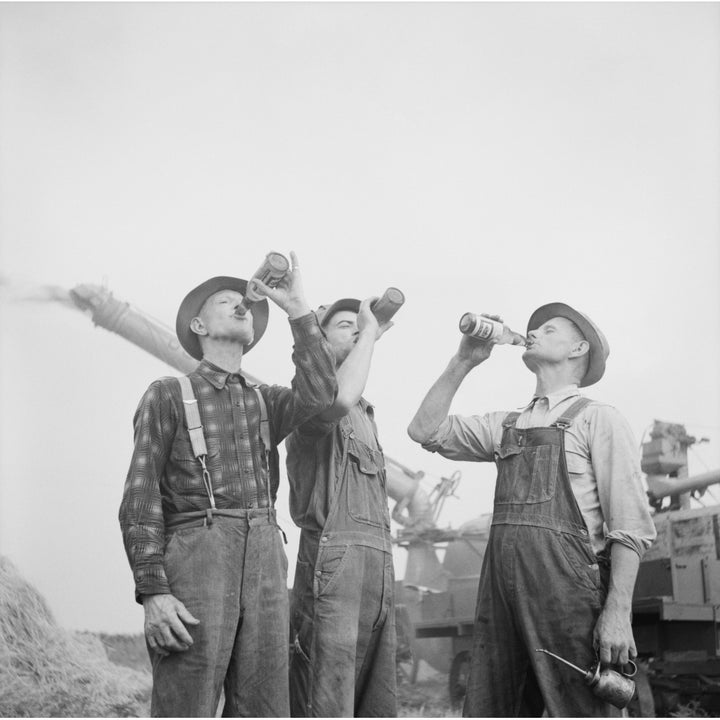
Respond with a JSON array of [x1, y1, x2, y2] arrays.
[[646, 468, 720, 501], [68, 284, 263, 384]]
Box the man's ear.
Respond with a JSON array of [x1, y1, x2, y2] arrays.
[[190, 316, 207, 337], [570, 339, 590, 358]]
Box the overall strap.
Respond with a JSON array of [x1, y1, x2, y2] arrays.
[[551, 397, 594, 429], [502, 411, 522, 429], [177, 375, 216, 516]]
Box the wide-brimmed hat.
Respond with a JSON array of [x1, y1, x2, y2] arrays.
[[526, 302, 610, 387], [316, 297, 361, 328], [175, 276, 269, 360]]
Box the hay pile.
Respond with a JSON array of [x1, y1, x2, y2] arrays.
[[0, 556, 151, 717]]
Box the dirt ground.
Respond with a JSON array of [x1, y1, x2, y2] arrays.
[[101, 634, 458, 717], [397, 662, 460, 718], [98, 635, 713, 718]]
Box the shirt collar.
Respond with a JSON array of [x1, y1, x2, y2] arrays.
[[526, 384, 581, 412], [196, 358, 248, 390]]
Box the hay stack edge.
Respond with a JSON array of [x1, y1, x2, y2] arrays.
[[0, 556, 151, 717]]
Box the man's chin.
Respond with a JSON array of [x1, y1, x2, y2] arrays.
[[521, 353, 536, 371]]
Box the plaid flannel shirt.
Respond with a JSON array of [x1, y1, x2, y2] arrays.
[[119, 312, 336, 602]]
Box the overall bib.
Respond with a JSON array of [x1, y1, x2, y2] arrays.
[[463, 398, 618, 718], [289, 414, 397, 717]]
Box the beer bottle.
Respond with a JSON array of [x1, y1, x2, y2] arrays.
[[240, 252, 290, 311], [459, 313, 526, 346], [371, 288, 405, 324]]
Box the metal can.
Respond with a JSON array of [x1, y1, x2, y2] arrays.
[[587, 661, 637, 709]]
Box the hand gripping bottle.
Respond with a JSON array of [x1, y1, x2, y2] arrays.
[[240, 252, 290, 312], [370, 287, 405, 324], [459, 312, 526, 346]]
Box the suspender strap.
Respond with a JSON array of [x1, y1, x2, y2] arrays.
[[178, 375, 208, 458], [178, 375, 215, 511], [253, 387, 271, 464], [551, 397, 594, 429], [176, 376, 278, 527]]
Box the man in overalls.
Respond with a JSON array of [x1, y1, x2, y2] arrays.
[[408, 303, 656, 717], [119, 254, 337, 717], [286, 296, 396, 717]]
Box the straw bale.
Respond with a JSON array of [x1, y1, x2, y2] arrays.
[[0, 556, 151, 717]]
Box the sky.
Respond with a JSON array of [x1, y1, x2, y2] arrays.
[[0, 2, 718, 635]]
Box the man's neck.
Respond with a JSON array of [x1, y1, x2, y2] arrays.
[[201, 342, 244, 374], [533, 366, 579, 398]]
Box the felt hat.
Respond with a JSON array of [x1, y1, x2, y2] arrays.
[[316, 297, 361, 328], [526, 302, 609, 387], [175, 276, 269, 360]]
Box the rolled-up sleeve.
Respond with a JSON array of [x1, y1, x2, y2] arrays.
[[421, 413, 505, 463], [587, 405, 657, 557]]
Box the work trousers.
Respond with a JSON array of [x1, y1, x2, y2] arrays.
[[464, 524, 619, 717], [148, 512, 290, 717], [290, 537, 397, 717]]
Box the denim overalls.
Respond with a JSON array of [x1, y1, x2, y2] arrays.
[[463, 397, 619, 718], [289, 408, 397, 717]]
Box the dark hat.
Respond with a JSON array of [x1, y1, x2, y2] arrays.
[[526, 302, 610, 387], [316, 297, 361, 327], [175, 276, 269, 360]]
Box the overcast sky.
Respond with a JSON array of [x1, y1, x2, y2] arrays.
[[1, 2, 718, 634]]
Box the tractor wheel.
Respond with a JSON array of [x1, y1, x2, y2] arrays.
[[449, 650, 471, 707]]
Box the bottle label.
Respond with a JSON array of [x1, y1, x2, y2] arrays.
[[460, 313, 502, 341]]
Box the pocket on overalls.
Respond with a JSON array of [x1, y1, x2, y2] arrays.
[[494, 443, 560, 504], [314, 545, 350, 597], [526, 443, 560, 503], [493, 444, 522, 503], [556, 533, 605, 599], [346, 442, 389, 528], [291, 559, 314, 659]]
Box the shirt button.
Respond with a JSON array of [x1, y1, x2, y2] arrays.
[[321, 536, 328, 543], [315, 570, 321, 577], [581, 529, 588, 535]]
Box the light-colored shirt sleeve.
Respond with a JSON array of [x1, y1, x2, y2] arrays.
[[421, 411, 507, 462], [584, 403, 657, 557]]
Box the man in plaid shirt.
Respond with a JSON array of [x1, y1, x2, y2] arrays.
[[119, 253, 337, 717]]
